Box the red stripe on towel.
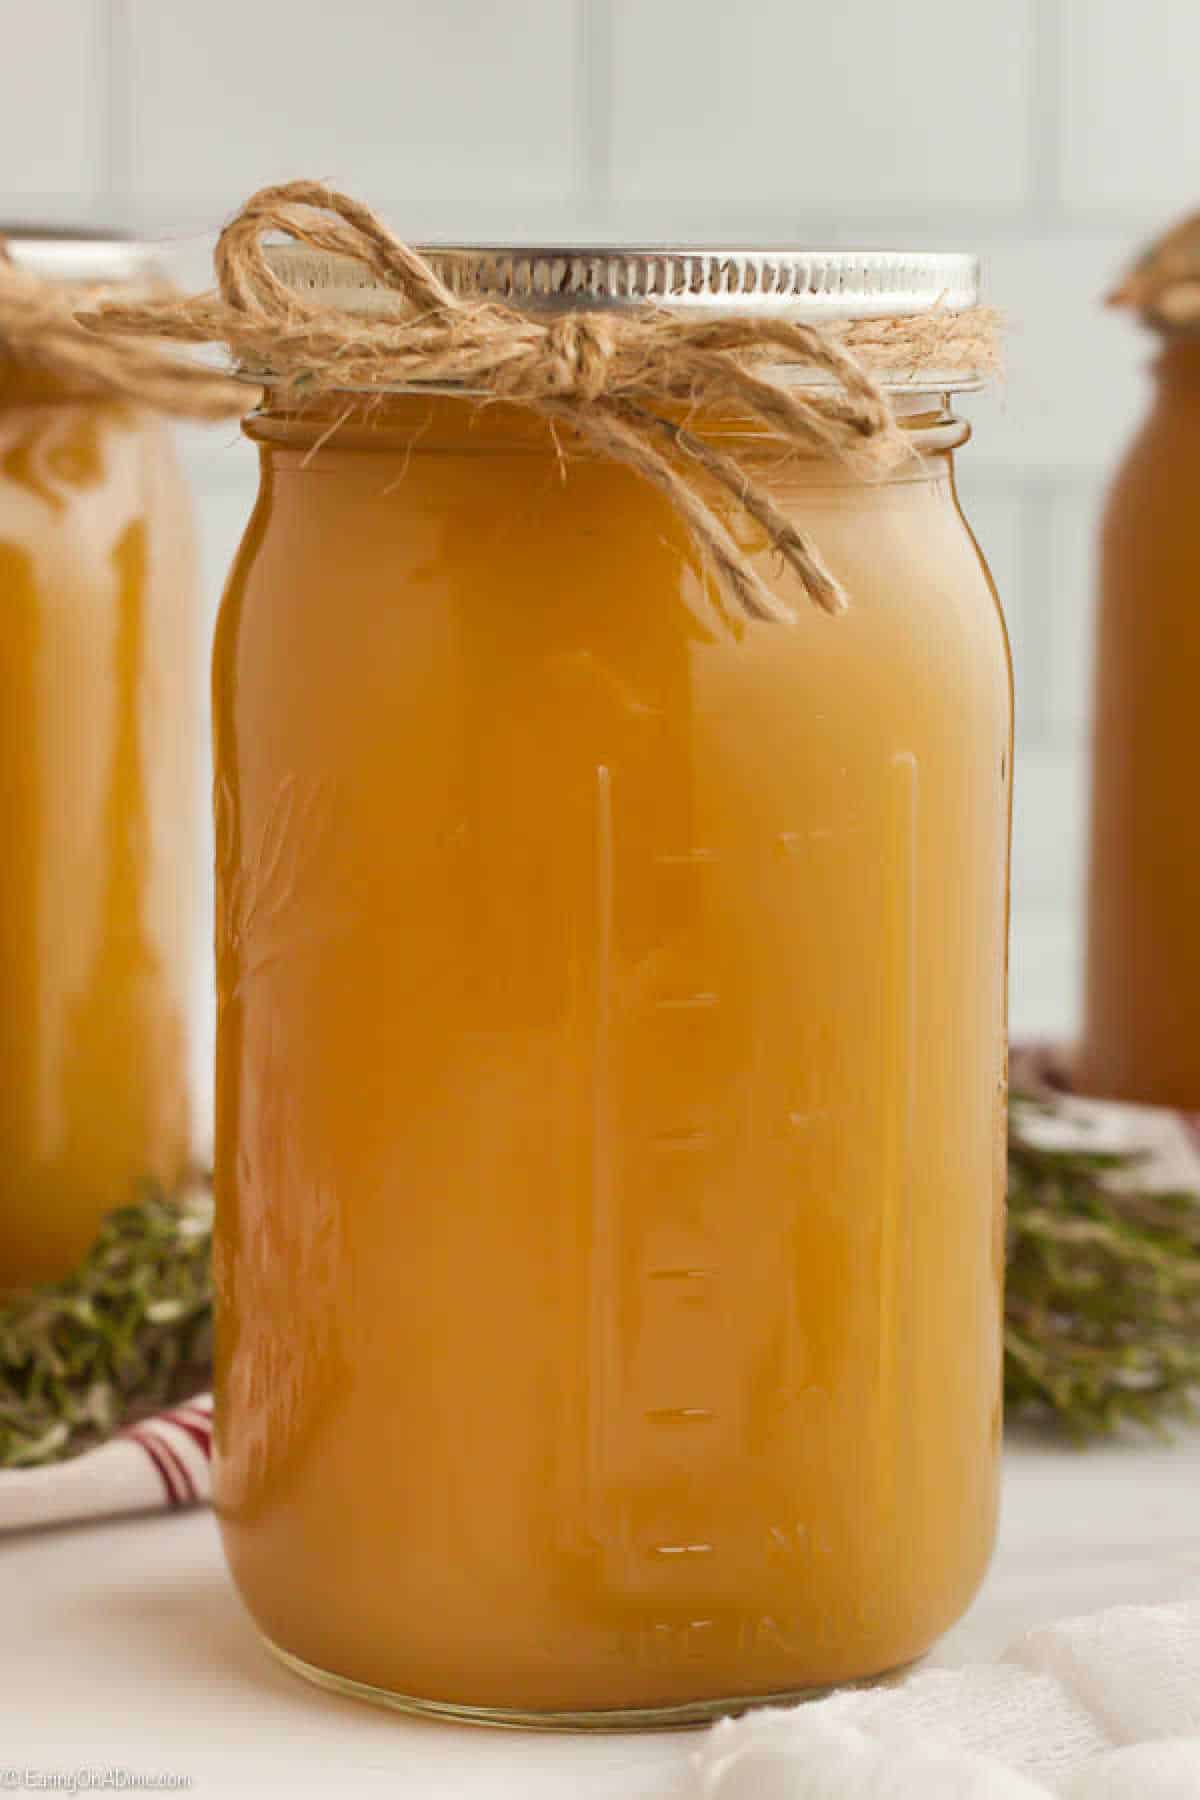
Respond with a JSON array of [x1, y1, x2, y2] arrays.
[[146, 1425, 198, 1505], [123, 1425, 184, 1506], [164, 1410, 213, 1457]]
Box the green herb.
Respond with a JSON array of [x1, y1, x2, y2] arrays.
[[1006, 1094, 1200, 1438], [3, 1098, 1200, 1469], [0, 1180, 213, 1469]]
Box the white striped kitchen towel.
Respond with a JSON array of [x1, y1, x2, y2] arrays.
[[0, 1394, 212, 1533]]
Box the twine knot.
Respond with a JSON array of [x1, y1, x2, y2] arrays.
[[540, 314, 618, 404], [75, 181, 999, 624]]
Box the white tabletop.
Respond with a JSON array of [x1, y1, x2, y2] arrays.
[[7, 1430, 1200, 1798]]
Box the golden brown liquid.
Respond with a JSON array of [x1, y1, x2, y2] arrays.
[[213, 394, 1011, 1719], [1080, 341, 1200, 1106], [0, 365, 194, 1288]]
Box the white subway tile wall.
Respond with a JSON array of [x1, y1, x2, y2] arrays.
[[0, 1, 107, 211], [1061, 0, 1200, 222], [608, 0, 1037, 219], [2, 0, 1184, 1131], [122, 0, 583, 228]]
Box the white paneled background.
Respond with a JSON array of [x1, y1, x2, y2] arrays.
[[1, 0, 1188, 1143]]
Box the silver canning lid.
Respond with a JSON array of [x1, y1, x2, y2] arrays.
[[266, 244, 978, 322], [260, 244, 985, 394], [0, 227, 161, 287]]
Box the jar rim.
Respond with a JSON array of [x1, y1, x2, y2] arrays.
[[0, 228, 162, 287]]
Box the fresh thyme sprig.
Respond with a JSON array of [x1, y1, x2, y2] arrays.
[[0, 1181, 213, 1469], [1006, 1094, 1200, 1437]]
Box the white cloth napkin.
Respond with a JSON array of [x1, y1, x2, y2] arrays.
[[1010, 1043, 1200, 1190], [690, 1604, 1200, 1797], [0, 1395, 211, 1532]]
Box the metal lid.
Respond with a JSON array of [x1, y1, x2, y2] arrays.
[[265, 244, 978, 322], [0, 227, 160, 287]]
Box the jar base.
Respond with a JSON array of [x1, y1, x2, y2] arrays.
[[261, 1633, 922, 1733]]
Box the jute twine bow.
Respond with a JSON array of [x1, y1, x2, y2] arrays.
[[0, 242, 247, 421], [82, 181, 999, 621]]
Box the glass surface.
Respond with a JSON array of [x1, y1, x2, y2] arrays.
[[0, 364, 195, 1289], [212, 393, 1011, 1723], [1081, 340, 1200, 1107]]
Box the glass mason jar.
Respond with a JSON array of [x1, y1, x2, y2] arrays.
[[0, 232, 196, 1291], [1080, 333, 1200, 1106], [212, 248, 1011, 1727]]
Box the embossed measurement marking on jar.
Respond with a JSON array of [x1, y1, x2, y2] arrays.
[[653, 1127, 712, 1150], [625, 1607, 846, 1667], [876, 751, 919, 1530], [644, 1406, 716, 1424], [586, 765, 618, 1536], [633, 1620, 718, 1665], [587, 763, 739, 1570]]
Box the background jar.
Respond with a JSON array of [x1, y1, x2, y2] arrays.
[[211, 247, 1011, 1726], [1080, 327, 1200, 1107], [0, 233, 196, 1289]]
